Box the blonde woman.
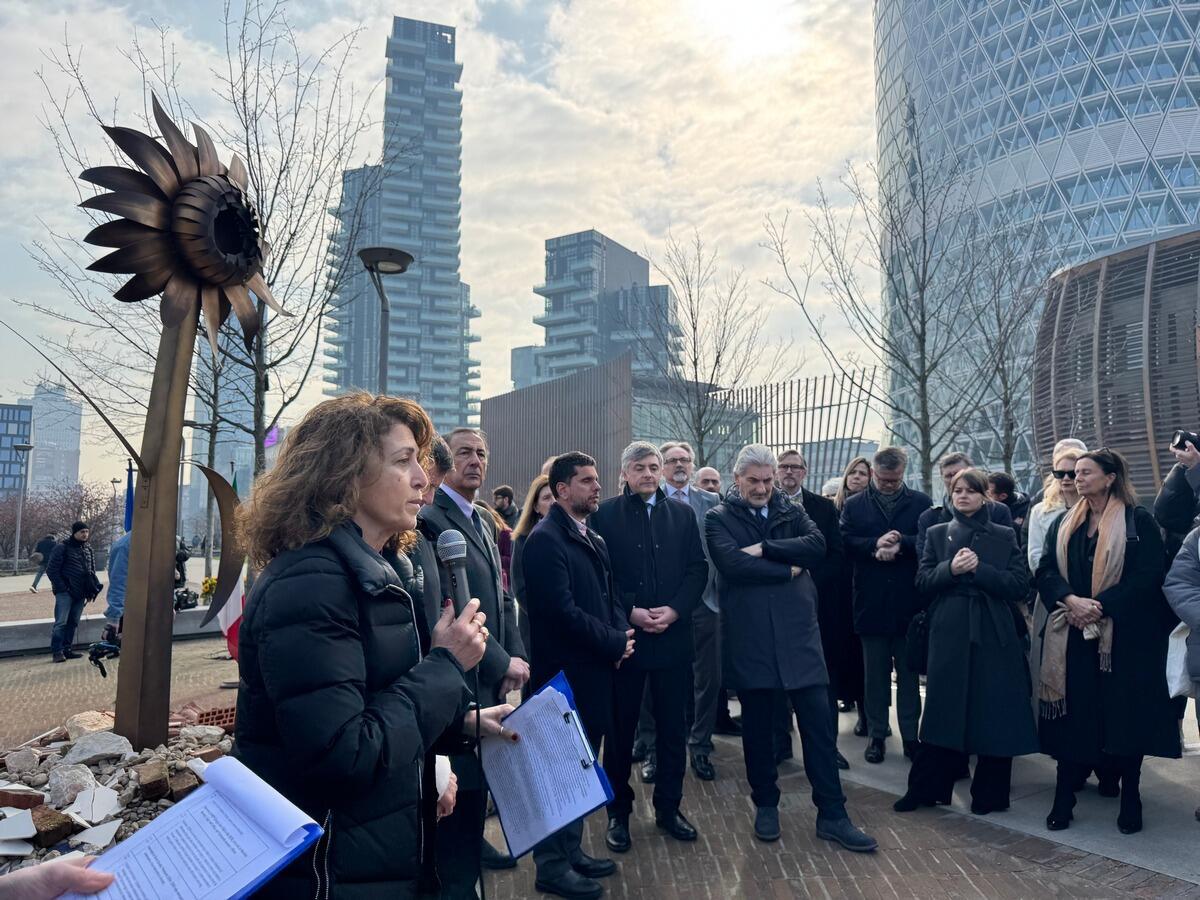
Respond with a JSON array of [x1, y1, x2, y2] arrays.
[[1027, 446, 1084, 573], [834, 456, 871, 732]]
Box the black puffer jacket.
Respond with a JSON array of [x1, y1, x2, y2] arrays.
[[234, 522, 473, 899], [46, 538, 97, 601]]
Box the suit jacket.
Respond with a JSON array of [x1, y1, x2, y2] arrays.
[[417, 488, 526, 701], [523, 503, 628, 744], [668, 485, 721, 612], [589, 487, 708, 670], [840, 486, 933, 636]]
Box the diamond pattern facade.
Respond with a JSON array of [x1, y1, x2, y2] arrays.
[[876, 0, 1200, 482]]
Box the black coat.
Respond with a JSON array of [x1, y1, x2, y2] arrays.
[[523, 503, 628, 744], [916, 508, 1038, 756], [916, 498, 1013, 559], [705, 489, 828, 691], [1153, 462, 1200, 560], [1035, 505, 1181, 762], [512, 531, 533, 656], [46, 538, 98, 602], [795, 489, 860, 701], [589, 487, 708, 670], [234, 523, 473, 899], [840, 487, 933, 636], [34, 536, 56, 561]]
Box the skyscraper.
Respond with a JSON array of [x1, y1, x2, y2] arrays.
[[323, 17, 479, 430], [25, 383, 81, 492], [0, 402, 33, 499], [875, 1, 1200, 480], [517, 229, 680, 388]]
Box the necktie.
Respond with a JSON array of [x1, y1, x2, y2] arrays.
[[471, 508, 485, 541]]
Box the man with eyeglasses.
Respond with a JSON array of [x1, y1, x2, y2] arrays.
[[777, 450, 808, 503]]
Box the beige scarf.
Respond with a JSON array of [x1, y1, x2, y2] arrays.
[[1038, 498, 1126, 718]]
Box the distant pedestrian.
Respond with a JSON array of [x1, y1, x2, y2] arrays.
[[30, 533, 57, 592], [47, 522, 100, 663], [492, 485, 521, 530], [103, 531, 131, 644]]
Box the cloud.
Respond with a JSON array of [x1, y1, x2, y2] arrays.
[[0, 0, 879, 482]]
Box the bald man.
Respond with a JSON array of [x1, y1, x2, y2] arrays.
[[696, 467, 722, 495]]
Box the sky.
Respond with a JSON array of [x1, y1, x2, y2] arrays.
[[0, 0, 877, 481]]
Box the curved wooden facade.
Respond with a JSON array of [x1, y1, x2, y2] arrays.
[[1032, 230, 1200, 499]]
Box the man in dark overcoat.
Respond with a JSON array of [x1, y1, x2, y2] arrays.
[[590, 441, 708, 853], [706, 443, 875, 851], [523, 452, 634, 900]]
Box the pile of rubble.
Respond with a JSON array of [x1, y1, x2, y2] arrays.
[[0, 711, 232, 875]]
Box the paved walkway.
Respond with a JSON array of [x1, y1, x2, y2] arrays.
[[0, 635, 236, 748]]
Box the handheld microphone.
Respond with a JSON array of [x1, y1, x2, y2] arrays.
[[435, 529, 472, 615]]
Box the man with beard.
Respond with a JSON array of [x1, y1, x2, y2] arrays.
[[523, 452, 634, 899], [705, 444, 875, 850]]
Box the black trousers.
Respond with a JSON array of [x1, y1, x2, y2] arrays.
[[773, 686, 838, 757], [739, 686, 847, 818], [435, 786, 484, 899], [905, 743, 1012, 810], [605, 662, 689, 819], [533, 733, 602, 881]]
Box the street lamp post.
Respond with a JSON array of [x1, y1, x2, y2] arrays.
[[11, 442, 33, 575], [111, 477, 122, 545], [357, 247, 414, 396]]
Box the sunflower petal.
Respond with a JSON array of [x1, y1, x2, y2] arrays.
[[227, 154, 249, 190], [201, 285, 222, 357], [223, 283, 260, 352], [151, 93, 199, 182], [80, 166, 166, 200], [192, 123, 221, 178], [162, 272, 198, 327], [83, 219, 161, 248], [80, 192, 170, 230], [247, 270, 289, 316], [114, 268, 173, 302], [102, 125, 180, 197], [86, 236, 174, 274]]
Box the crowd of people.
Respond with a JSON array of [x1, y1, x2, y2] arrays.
[[28, 389, 1184, 900]]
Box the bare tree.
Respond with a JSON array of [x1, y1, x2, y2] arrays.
[[621, 232, 798, 470], [763, 129, 1005, 494], [19, 1, 404, 486], [0, 482, 120, 563]]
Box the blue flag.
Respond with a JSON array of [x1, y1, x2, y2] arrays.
[[124, 459, 134, 533]]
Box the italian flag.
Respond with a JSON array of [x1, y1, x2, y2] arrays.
[[217, 563, 248, 660]]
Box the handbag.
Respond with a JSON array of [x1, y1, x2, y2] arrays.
[[905, 609, 930, 676], [1166, 622, 1195, 699]]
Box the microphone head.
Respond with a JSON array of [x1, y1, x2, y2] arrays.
[[436, 529, 468, 563]]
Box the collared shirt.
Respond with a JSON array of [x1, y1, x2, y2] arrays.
[[759, 506, 769, 519], [572, 516, 589, 537], [666, 484, 690, 503], [439, 483, 477, 522], [643, 492, 658, 517]]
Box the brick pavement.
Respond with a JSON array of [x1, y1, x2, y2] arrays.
[[0, 636, 236, 748], [484, 745, 1200, 899]]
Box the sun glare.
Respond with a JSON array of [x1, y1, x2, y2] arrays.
[[685, 0, 803, 67]]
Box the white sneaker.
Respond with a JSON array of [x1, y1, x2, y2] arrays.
[[29, 586, 38, 593]]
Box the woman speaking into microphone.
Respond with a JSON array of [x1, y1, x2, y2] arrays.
[[233, 393, 516, 899]]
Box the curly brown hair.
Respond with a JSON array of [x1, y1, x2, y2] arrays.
[[237, 392, 433, 567]]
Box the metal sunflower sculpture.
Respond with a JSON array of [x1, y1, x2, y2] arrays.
[[73, 94, 284, 748]]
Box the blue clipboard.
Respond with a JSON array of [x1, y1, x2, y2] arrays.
[[490, 671, 613, 858]]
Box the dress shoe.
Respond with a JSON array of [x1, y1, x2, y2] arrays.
[[630, 740, 648, 764], [640, 756, 657, 784], [816, 816, 878, 852], [970, 800, 1008, 815], [605, 817, 631, 853], [655, 810, 698, 842], [864, 738, 885, 764], [570, 851, 616, 878], [1046, 810, 1073, 831], [838, 700, 856, 713], [753, 806, 781, 842], [535, 870, 603, 899], [893, 792, 936, 812], [714, 714, 743, 737], [690, 753, 715, 781], [63, 649, 82, 660], [480, 838, 516, 870], [853, 714, 868, 737], [1046, 782, 1077, 831], [835, 750, 850, 770], [902, 740, 918, 760], [52, 652, 66, 664]]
